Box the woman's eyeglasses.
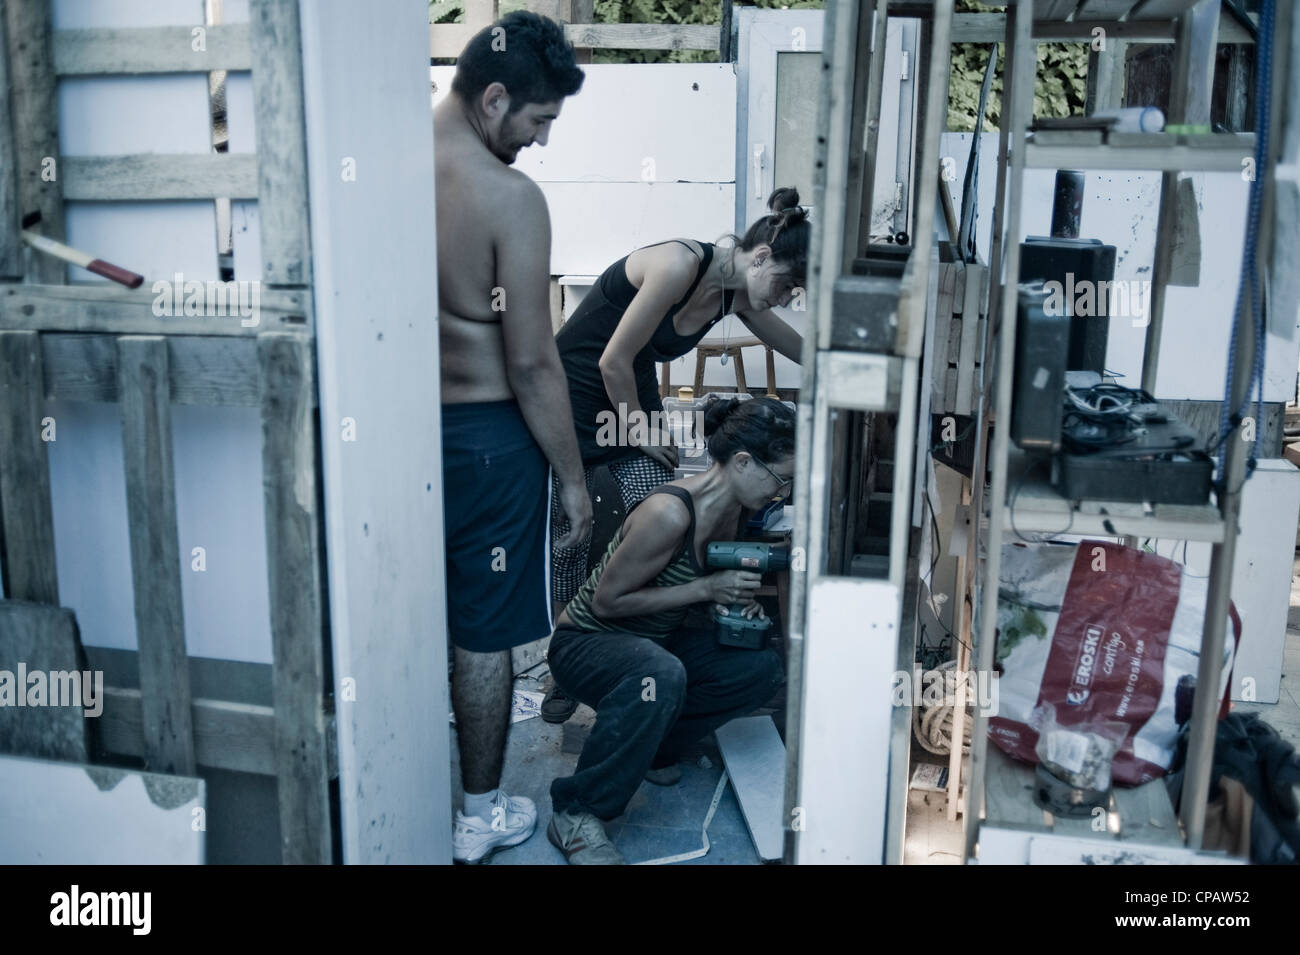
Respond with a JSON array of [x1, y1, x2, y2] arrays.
[[753, 456, 794, 494]]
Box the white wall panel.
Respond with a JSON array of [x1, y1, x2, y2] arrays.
[[430, 64, 735, 183], [1154, 458, 1300, 704], [539, 180, 733, 275]]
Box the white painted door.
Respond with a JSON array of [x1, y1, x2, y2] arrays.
[[727, 10, 918, 393]]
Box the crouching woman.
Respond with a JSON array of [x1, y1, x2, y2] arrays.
[[546, 396, 794, 864]]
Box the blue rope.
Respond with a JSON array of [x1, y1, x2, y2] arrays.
[[1218, 0, 1275, 484]]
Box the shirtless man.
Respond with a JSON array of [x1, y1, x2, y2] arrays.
[[434, 11, 591, 864]]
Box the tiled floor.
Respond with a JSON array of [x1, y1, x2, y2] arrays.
[[449, 673, 763, 866]]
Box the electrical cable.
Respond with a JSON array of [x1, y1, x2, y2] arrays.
[[1009, 453, 1074, 543]]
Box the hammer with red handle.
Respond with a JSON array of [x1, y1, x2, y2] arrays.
[[20, 211, 144, 288]]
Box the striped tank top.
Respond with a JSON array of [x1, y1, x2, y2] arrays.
[[564, 485, 705, 640]]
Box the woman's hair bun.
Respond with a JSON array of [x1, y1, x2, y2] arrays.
[[702, 396, 744, 439], [767, 186, 801, 214], [702, 396, 797, 467]]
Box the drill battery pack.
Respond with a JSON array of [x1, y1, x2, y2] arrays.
[[715, 612, 771, 650]]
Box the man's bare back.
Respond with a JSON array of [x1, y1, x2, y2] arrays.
[[434, 103, 529, 404], [432, 86, 589, 545]]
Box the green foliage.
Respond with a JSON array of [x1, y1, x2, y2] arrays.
[[948, 0, 1089, 132], [429, 0, 465, 24], [996, 603, 1048, 665], [949, 41, 1005, 133]]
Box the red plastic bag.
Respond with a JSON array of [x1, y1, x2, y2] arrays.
[[991, 540, 1239, 785]]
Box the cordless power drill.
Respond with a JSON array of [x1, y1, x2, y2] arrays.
[[705, 542, 790, 649]]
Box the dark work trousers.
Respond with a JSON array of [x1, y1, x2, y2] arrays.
[[547, 624, 784, 821]]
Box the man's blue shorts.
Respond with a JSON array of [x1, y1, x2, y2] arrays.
[[441, 400, 553, 652]]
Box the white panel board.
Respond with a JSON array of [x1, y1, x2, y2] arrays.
[[222, 0, 251, 23], [64, 201, 217, 284], [46, 398, 139, 652], [1154, 458, 1300, 704], [538, 181, 734, 276], [224, 72, 255, 153], [58, 68, 216, 286], [58, 76, 212, 155], [301, 0, 451, 864], [795, 578, 898, 864], [0, 754, 204, 864], [430, 64, 735, 184], [52, 0, 203, 29], [171, 404, 272, 664], [715, 715, 786, 861]]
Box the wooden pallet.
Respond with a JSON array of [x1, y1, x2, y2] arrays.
[[0, 0, 331, 864]]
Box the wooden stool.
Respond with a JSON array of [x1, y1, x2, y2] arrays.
[[661, 337, 776, 397]]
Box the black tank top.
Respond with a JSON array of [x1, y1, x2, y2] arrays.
[[556, 240, 737, 465]]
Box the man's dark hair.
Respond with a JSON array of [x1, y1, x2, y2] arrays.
[[451, 11, 585, 113]]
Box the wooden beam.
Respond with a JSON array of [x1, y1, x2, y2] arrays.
[[1038, 0, 1083, 19], [1, 283, 312, 336], [4, 0, 65, 283], [250, 0, 311, 286], [433, 22, 721, 58], [0, 330, 58, 604], [52, 24, 253, 75], [720, 0, 733, 62], [572, 0, 594, 63], [1076, 0, 1139, 20], [1085, 38, 1127, 113], [259, 332, 331, 865], [98, 686, 337, 778], [40, 333, 307, 408], [1224, 43, 1251, 132], [1128, 0, 1202, 20], [564, 23, 719, 50], [1168, 0, 1221, 128], [117, 336, 196, 777], [0, 4, 21, 279], [61, 153, 258, 200], [949, 12, 1255, 44]]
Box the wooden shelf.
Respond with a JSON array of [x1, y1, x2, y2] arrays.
[[1025, 133, 1256, 172], [982, 745, 1183, 846], [1000, 450, 1225, 542]]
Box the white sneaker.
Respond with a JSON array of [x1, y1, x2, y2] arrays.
[[452, 791, 538, 864]]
